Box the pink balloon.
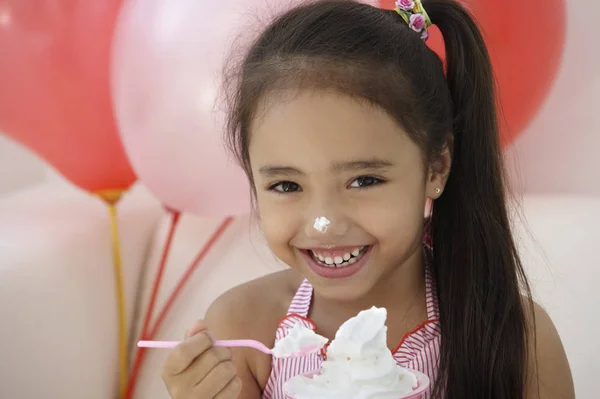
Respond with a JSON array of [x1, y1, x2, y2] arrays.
[[111, 0, 276, 216]]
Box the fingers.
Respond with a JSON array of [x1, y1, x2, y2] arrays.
[[190, 346, 233, 386], [213, 375, 243, 399], [194, 360, 239, 398], [162, 331, 214, 376], [185, 319, 208, 338], [162, 321, 241, 399]]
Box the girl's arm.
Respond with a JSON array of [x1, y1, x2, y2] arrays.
[[526, 303, 575, 399], [204, 289, 264, 399]]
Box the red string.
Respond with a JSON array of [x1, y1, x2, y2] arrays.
[[141, 210, 181, 341], [124, 210, 180, 399], [123, 210, 181, 399], [148, 216, 234, 337], [125, 216, 234, 399]]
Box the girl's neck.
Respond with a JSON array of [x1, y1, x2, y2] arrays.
[[309, 246, 426, 336]]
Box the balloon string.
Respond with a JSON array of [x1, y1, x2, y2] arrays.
[[124, 210, 180, 399], [102, 194, 128, 399], [149, 216, 234, 337], [125, 216, 234, 399], [140, 211, 181, 340]]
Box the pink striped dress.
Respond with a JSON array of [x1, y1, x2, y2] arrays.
[[262, 255, 441, 399]]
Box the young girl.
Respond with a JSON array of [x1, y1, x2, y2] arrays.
[[160, 0, 574, 398]]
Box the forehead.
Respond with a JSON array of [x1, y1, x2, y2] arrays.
[[249, 90, 419, 168]]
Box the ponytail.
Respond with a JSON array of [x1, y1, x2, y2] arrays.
[[424, 1, 533, 398]]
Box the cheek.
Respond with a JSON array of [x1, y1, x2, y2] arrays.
[[256, 198, 300, 262], [356, 187, 426, 247], [260, 213, 292, 245]]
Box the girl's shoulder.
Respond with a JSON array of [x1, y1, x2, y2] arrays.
[[523, 299, 575, 399], [207, 269, 303, 324], [204, 269, 304, 386]]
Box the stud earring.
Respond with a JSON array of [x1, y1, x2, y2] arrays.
[[435, 188, 441, 194]]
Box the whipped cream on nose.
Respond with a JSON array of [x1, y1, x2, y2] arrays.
[[313, 216, 331, 233]]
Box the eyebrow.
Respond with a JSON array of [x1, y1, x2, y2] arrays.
[[332, 158, 395, 173], [258, 158, 394, 177], [258, 165, 302, 178]]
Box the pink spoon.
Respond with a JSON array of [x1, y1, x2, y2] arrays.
[[138, 340, 322, 358]]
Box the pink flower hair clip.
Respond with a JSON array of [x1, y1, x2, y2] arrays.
[[394, 0, 432, 41]]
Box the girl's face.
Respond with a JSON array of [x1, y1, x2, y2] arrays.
[[249, 90, 446, 301]]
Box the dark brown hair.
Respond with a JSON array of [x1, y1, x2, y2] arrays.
[[224, 0, 533, 397]]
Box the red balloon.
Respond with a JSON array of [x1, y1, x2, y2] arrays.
[[378, 0, 565, 147], [0, 0, 136, 193]]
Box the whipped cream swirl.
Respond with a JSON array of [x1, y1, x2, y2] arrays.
[[272, 323, 329, 358], [284, 307, 418, 399]]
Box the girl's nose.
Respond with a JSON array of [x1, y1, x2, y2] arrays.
[[304, 212, 351, 241]]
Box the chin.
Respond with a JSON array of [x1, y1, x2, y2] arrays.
[[310, 279, 377, 302]]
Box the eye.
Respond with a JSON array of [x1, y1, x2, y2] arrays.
[[348, 176, 384, 189], [268, 181, 302, 193]]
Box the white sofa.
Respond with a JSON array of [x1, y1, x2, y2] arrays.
[[0, 181, 597, 398]]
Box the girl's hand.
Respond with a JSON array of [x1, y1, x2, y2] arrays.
[[161, 321, 242, 399]]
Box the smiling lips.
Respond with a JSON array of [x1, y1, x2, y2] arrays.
[[300, 245, 372, 279], [308, 246, 368, 267]]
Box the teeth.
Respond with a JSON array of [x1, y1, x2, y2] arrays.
[[311, 246, 364, 259], [309, 246, 368, 268]]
